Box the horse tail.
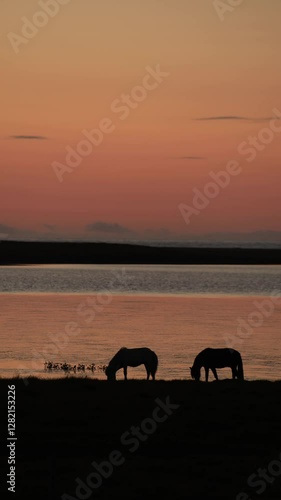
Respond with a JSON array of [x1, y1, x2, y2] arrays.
[[237, 353, 244, 380]]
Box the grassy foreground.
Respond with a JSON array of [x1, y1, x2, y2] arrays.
[[0, 378, 281, 500]]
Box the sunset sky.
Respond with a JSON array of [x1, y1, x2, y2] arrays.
[[1, 0, 281, 243]]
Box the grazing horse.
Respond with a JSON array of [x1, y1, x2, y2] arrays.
[[190, 348, 244, 382], [105, 347, 158, 381]]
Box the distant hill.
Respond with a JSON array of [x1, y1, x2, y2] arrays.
[[0, 240, 280, 265]]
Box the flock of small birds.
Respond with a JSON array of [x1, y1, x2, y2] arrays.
[[44, 361, 107, 373]]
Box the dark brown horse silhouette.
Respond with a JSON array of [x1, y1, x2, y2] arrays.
[[105, 347, 158, 381], [190, 348, 244, 382]]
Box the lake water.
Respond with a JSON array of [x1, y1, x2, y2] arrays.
[[0, 264, 281, 381]]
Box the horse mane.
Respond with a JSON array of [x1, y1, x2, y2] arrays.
[[108, 347, 127, 367]]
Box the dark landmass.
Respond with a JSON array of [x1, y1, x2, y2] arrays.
[[0, 240, 280, 264], [1, 378, 281, 499]]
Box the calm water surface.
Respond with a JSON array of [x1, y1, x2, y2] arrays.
[[0, 265, 280, 381]]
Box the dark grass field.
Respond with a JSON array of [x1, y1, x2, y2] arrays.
[[1, 378, 281, 500]]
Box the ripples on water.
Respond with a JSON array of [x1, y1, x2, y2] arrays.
[[0, 264, 281, 295], [0, 265, 280, 381]]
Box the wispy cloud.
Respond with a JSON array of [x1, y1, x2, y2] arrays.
[[0, 224, 40, 240], [0, 223, 18, 235], [194, 116, 280, 122], [86, 222, 134, 235], [8, 135, 48, 140], [143, 227, 173, 240], [175, 156, 206, 160], [43, 224, 56, 231]]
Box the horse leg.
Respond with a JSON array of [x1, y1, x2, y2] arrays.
[[231, 366, 237, 379], [145, 364, 150, 380], [205, 367, 209, 382], [123, 366, 127, 380], [149, 366, 156, 381], [211, 368, 218, 381]]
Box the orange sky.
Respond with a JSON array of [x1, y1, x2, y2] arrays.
[[1, 0, 281, 243]]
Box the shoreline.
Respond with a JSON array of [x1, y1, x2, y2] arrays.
[[2, 375, 281, 382]]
